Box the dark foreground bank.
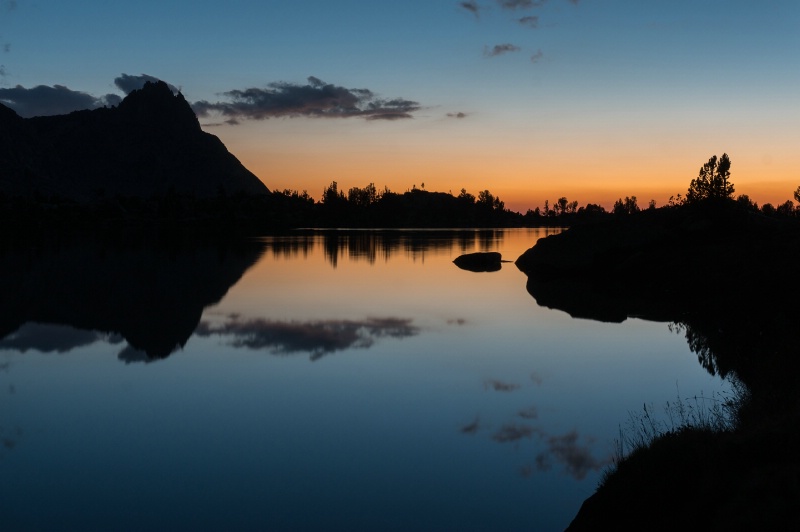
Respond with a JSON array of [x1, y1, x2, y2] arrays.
[[516, 201, 800, 530]]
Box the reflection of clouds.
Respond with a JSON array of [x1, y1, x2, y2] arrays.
[[0, 323, 103, 353], [484, 379, 521, 392], [0, 362, 8, 372], [464, 372, 610, 480], [460, 417, 480, 434], [447, 318, 467, 326], [492, 423, 537, 443], [534, 430, 609, 480], [529, 371, 543, 386], [117, 346, 154, 365], [196, 316, 419, 360]]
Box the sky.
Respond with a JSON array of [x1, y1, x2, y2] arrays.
[[1, 0, 798, 212]]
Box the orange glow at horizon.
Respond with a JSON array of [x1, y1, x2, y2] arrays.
[[213, 119, 800, 215]]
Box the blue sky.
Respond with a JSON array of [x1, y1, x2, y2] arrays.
[[2, 0, 798, 210]]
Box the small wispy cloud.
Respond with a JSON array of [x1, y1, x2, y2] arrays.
[[518, 15, 539, 28], [446, 111, 468, 119], [530, 49, 544, 63], [484, 379, 521, 392], [458, 0, 480, 17], [484, 43, 521, 57], [496, 0, 546, 9]]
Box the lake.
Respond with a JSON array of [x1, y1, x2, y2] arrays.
[[0, 228, 731, 531]]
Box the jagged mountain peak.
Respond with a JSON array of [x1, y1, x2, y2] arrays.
[[0, 81, 269, 200], [116, 80, 200, 132]]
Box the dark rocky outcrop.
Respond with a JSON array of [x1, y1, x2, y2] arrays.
[[515, 203, 800, 322], [515, 203, 800, 530], [453, 251, 502, 272], [0, 81, 269, 201]]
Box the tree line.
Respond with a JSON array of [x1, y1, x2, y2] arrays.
[[4, 153, 800, 233]]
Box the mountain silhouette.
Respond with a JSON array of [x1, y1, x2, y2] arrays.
[[0, 81, 268, 201]]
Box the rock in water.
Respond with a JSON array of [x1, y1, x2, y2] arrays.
[[453, 251, 502, 272]]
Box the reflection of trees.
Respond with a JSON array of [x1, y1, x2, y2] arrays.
[[195, 315, 420, 360], [258, 229, 509, 268]]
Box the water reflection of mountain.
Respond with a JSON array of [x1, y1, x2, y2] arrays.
[[259, 229, 512, 268], [0, 236, 265, 360], [515, 207, 800, 529]]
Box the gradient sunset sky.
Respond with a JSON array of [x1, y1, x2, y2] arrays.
[[1, 0, 798, 212]]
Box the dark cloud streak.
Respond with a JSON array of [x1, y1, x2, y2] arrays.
[[0, 84, 120, 117], [192, 77, 420, 123], [496, 0, 546, 9], [484, 43, 521, 57], [459, 0, 480, 16]]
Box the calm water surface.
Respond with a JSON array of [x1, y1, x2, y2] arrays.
[[0, 229, 730, 531]]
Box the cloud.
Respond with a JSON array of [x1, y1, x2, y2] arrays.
[[496, 0, 546, 9], [518, 15, 539, 28], [484, 44, 521, 57], [114, 73, 179, 95], [458, 0, 480, 16], [518, 406, 538, 419], [0, 64, 6, 78], [2, 0, 16, 10], [484, 379, 521, 392], [192, 76, 420, 123], [3, 43, 9, 52], [530, 49, 544, 63], [195, 316, 420, 360], [446, 112, 468, 119], [0, 84, 120, 117]]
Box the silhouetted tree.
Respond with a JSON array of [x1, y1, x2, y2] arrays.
[[613, 196, 639, 215], [776, 200, 794, 217], [457, 188, 475, 205], [347, 182, 379, 207], [477, 189, 504, 211], [686, 153, 734, 203], [554, 197, 578, 215], [322, 181, 345, 205], [736, 194, 758, 211]]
